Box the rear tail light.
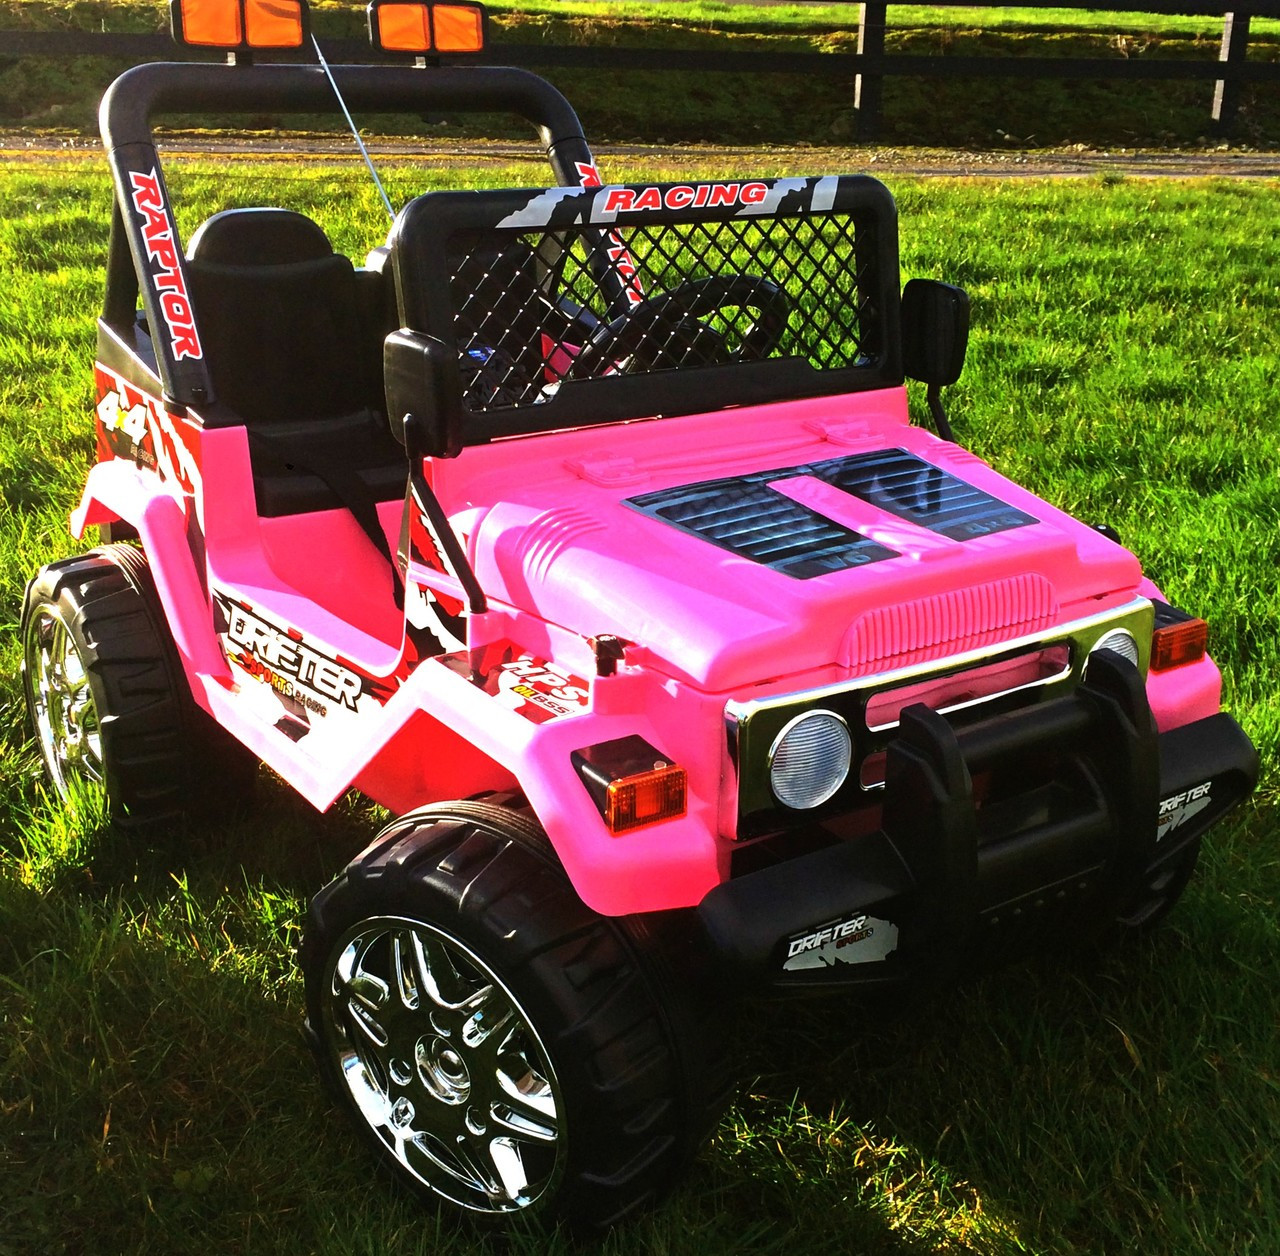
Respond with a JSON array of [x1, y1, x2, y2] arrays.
[[1151, 617, 1208, 671]]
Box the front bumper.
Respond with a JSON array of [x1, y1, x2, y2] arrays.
[[698, 651, 1258, 988]]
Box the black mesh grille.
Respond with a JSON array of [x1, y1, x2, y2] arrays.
[[628, 473, 898, 580], [448, 211, 877, 412]]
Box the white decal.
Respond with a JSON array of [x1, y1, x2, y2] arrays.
[[225, 602, 362, 712], [146, 406, 202, 496], [734, 176, 815, 217], [783, 912, 899, 972], [1157, 780, 1213, 842], [127, 169, 202, 361], [496, 185, 584, 230], [494, 657, 589, 718]]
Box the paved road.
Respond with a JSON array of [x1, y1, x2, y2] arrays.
[[4, 131, 1279, 177]]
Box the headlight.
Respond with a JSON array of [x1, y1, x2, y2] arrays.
[[1088, 627, 1139, 670], [768, 710, 851, 809]]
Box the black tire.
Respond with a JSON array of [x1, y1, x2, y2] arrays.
[[301, 800, 730, 1231], [1113, 837, 1202, 934], [20, 544, 256, 827]]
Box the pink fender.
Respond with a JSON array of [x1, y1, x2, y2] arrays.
[[71, 459, 230, 684]]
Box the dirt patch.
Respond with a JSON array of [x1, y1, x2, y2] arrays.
[[4, 130, 1279, 178]]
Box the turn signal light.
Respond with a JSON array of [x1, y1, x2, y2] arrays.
[[605, 765, 688, 835], [572, 734, 687, 835], [171, 0, 307, 49], [367, 0, 486, 54], [1151, 617, 1208, 672]]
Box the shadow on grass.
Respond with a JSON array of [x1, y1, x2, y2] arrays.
[[692, 802, 1280, 1255], [2, 785, 1276, 1254]]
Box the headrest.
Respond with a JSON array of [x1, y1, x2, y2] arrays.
[[187, 208, 333, 265]]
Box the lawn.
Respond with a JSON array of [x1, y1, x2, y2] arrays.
[[0, 152, 1278, 1254]]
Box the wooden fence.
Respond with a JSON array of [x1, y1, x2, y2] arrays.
[[3, 3, 1279, 139]]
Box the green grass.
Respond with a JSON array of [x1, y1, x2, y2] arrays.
[[1, 154, 1279, 1254]]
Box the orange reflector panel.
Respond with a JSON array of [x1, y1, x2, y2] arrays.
[[175, 0, 243, 46], [1151, 618, 1208, 672], [171, 0, 305, 48], [433, 2, 485, 52], [244, 0, 305, 46], [605, 765, 687, 835], [373, 1, 431, 51]]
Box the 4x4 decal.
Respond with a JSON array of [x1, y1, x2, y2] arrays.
[[95, 367, 202, 497]]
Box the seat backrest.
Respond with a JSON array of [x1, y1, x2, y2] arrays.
[[186, 208, 382, 426]]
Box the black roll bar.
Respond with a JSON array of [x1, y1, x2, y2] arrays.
[[99, 61, 598, 409]]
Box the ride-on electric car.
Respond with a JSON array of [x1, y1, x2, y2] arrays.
[[20, 0, 1259, 1230]]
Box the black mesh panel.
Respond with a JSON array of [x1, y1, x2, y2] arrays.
[[447, 211, 876, 413]]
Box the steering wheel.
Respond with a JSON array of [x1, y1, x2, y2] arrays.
[[561, 275, 790, 381]]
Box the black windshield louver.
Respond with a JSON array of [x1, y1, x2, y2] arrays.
[[811, 450, 1037, 541], [627, 474, 898, 579]]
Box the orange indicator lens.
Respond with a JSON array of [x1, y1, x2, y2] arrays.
[[1151, 618, 1208, 672], [605, 765, 687, 835], [178, 0, 243, 45], [432, 3, 485, 51], [244, 0, 305, 47], [375, 1, 432, 51]]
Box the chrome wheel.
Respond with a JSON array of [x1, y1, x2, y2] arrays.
[[23, 603, 105, 803], [323, 915, 564, 1214]]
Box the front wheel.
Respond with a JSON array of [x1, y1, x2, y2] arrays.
[[21, 544, 256, 826], [301, 801, 729, 1230]]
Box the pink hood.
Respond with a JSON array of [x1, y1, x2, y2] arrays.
[[443, 392, 1142, 693]]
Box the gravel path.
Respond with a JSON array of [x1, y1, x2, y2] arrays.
[[4, 130, 1279, 178]]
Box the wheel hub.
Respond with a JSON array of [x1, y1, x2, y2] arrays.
[[419, 1037, 472, 1104], [323, 916, 564, 1214], [23, 604, 105, 803]]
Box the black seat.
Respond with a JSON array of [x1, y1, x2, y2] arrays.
[[185, 208, 406, 517]]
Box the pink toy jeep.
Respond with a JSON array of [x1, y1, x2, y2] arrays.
[[20, 0, 1258, 1232]]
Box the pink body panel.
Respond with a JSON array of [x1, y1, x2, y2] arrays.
[[76, 367, 1228, 916], [1137, 576, 1223, 730]]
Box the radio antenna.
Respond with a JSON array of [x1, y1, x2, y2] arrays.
[[312, 34, 395, 221]]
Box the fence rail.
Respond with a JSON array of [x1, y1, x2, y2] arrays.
[[3, 3, 1279, 139]]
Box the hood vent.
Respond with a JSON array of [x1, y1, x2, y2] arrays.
[[810, 449, 1038, 541], [627, 449, 1035, 580], [627, 473, 898, 580]]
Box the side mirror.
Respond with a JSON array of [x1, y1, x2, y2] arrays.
[[902, 278, 970, 387], [901, 279, 970, 441], [383, 328, 463, 459]]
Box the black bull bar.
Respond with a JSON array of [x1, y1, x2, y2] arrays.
[[698, 651, 1258, 987]]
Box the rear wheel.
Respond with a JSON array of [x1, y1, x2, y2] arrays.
[[21, 544, 256, 826], [302, 800, 729, 1230]]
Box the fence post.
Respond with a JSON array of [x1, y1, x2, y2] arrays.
[[1211, 11, 1252, 135], [854, 1, 887, 141]]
